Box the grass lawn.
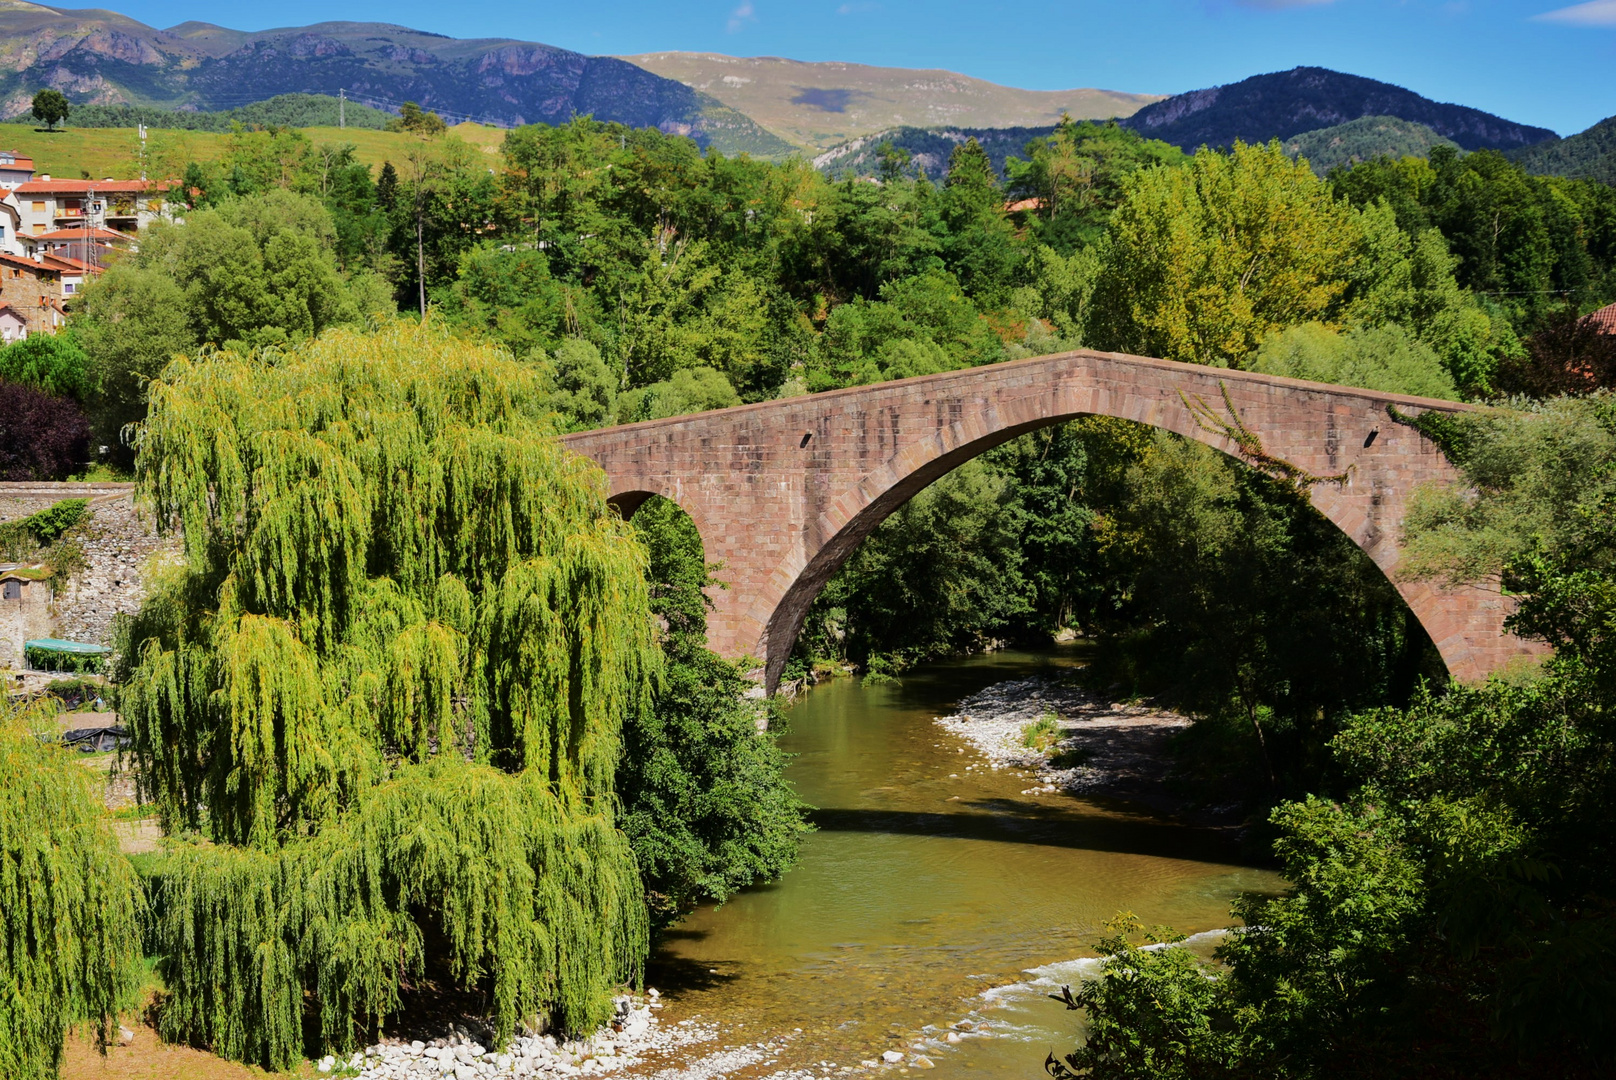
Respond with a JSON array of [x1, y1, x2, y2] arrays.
[[0, 122, 506, 181]]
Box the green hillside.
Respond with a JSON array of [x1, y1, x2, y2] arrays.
[[1283, 115, 1459, 175], [40, 93, 394, 132], [1511, 114, 1616, 185], [0, 120, 506, 181]]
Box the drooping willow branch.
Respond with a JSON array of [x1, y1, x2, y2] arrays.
[[117, 322, 661, 1070], [1179, 382, 1351, 491]]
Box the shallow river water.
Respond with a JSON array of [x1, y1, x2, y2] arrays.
[[643, 647, 1282, 1080]]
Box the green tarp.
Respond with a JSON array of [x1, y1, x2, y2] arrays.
[[24, 639, 111, 655]]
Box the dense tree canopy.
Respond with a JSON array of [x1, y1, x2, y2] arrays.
[[0, 699, 142, 1080], [117, 324, 660, 1069], [22, 105, 1616, 1078], [1055, 397, 1616, 1078]]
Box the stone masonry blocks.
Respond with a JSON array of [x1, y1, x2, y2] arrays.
[[561, 349, 1544, 691]]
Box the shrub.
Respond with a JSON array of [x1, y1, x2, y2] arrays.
[[0, 334, 94, 401], [1021, 710, 1062, 751], [0, 382, 90, 480], [0, 500, 89, 557]]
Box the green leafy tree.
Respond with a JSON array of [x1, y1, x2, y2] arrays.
[[73, 189, 367, 451], [0, 698, 143, 1080], [1250, 322, 1458, 399], [617, 366, 740, 423], [0, 333, 93, 401], [797, 458, 1032, 673], [70, 267, 197, 463], [618, 497, 808, 924], [117, 323, 659, 1070], [543, 337, 618, 430], [1088, 140, 1379, 368], [30, 89, 69, 131], [395, 101, 449, 136], [1004, 117, 1185, 254]]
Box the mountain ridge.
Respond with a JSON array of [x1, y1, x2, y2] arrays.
[[621, 51, 1160, 153], [1123, 67, 1555, 152], [0, 6, 795, 156]]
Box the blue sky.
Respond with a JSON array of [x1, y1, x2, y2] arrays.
[[110, 0, 1615, 135]]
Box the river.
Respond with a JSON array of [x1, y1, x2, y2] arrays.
[[642, 647, 1283, 1080]]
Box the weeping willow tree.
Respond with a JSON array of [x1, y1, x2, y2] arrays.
[[0, 698, 143, 1080], [116, 323, 659, 1070]]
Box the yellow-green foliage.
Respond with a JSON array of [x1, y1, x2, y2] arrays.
[[0, 699, 143, 1080], [1020, 710, 1061, 751], [117, 322, 658, 1069]]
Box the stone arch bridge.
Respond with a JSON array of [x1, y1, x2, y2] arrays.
[[560, 349, 1538, 692]]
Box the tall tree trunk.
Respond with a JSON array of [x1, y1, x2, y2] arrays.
[[416, 212, 426, 320]]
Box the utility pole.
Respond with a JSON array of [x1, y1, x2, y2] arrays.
[[339, 88, 346, 129], [138, 122, 147, 181]]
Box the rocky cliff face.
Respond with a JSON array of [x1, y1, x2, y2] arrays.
[[0, 5, 786, 151]]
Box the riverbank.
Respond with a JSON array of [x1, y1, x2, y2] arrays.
[[934, 673, 1234, 824], [346, 993, 716, 1079]]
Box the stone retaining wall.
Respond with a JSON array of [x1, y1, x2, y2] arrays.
[[0, 482, 172, 661]]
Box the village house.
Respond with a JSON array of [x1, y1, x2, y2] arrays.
[[0, 152, 172, 337], [0, 564, 52, 671], [23, 224, 132, 267], [0, 252, 71, 339], [0, 151, 35, 189], [9, 176, 165, 241]]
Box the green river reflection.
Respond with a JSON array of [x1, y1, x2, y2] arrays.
[[644, 647, 1282, 1078]]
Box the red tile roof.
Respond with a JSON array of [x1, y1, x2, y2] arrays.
[[32, 226, 129, 242], [1585, 302, 1616, 335], [12, 179, 151, 195], [0, 252, 58, 275], [39, 253, 102, 274]]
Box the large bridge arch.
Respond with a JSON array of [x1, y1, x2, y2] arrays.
[[563, 349, 1541, 692]]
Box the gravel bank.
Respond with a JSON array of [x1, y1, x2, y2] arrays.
[[344, 992, 716, 1079], [935, 674, 1197, 816]]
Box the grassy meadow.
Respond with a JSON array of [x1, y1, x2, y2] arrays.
[[0, 121, 506, 181]]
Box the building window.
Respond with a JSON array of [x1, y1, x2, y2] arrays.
[[63, 282, 74, 295], [30, 201, 43, 213], [3, 580, 20, 601]]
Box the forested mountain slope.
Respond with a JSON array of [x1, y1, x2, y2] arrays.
[[0, 3, 793, 155], [620, 51, 1159, 153], [1511, 113, 1616, 185], [1124, 67, 1555, 152], [1283, 116, 1458, 175], [814, 124, 1059, 181]]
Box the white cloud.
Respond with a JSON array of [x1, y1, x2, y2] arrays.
[[1533, 0, 1616, 25], [727, 1, 756, 32]]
